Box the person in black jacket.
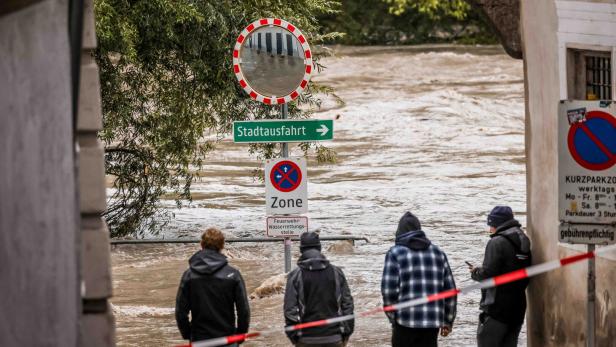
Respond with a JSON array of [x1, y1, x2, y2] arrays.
[[469, 206, 531, 347], [175, 228, 250, 345], [284, 232, 354, 347]]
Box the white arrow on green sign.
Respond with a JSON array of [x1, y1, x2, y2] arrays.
[[233, 119, 334, 143]]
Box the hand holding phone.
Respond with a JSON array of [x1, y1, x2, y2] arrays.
[[465, 261, 474, 271]]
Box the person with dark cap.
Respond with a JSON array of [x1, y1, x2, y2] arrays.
[[175, 227, 250, 345], [381, 212, 457, 347], [468, 206, 531, 347], [284, 231, 354, 347]]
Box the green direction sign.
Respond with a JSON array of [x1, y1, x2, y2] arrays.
[[233, 119, 334, 143]]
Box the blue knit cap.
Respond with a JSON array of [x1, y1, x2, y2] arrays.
[[487, 206, 514, 227]]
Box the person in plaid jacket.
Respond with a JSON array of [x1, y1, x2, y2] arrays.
[[381, 212, 457, 347]]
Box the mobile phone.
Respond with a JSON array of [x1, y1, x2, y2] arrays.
[[465, 261, 474, 267]]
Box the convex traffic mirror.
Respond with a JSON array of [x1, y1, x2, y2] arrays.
[[233, 18, 313, 105]]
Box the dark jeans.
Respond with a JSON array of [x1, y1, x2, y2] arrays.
[[477, 313, 522, 347], [392, 324, 439, 347]]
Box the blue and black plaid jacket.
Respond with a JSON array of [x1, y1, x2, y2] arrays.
[[381, 231, 457, 328]]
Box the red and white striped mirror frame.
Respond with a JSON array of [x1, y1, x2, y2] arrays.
[[233, 18, 313, 105]]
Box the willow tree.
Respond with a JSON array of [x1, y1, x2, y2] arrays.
[[95, 0, 339, 237]]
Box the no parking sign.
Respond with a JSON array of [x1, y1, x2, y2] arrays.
[[558, 101, 616, 245], [265, 157, 308, 215]]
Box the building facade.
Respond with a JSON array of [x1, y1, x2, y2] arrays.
[[244, 26, 305, 59], [520, 0, 616, 346]]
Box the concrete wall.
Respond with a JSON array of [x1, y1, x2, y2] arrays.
[[0, 1, 79, 345], [0, 0, 114, 345], [520, 0, 616, 346], [78, 0, 115, 345]]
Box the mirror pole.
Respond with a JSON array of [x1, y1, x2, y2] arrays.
[[281, 103, 292, 273], [282, 103, 289, 157]]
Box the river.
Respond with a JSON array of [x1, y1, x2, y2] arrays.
[[111, 45, 526, 347]]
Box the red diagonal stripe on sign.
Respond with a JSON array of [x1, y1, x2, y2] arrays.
[[580, 123, 615, 159], [276, 167, 297, 186]]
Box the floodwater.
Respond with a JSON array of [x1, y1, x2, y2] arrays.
[[111, 45, 526, 346]]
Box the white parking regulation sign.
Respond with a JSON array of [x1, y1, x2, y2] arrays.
[[265, 157, 308, 215], [267, 216, 308, 237], [558, 101, 616, 244]]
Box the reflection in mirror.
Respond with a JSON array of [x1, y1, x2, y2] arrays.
[[240, 26, 306, 97]]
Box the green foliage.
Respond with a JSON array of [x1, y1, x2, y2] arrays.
[[386, 0, 470, 19], [95, 0, 495, 238], [95, 0, 339, 237], [318, 0, 497, 45]]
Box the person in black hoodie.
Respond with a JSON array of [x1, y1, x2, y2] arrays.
[[469, 206, 531, 347], [175, 227, 250, 345], [284, 232, 354, 347]]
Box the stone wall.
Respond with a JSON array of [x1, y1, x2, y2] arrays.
[[0, 1, 79, 345], [78, 0, 115, 345]]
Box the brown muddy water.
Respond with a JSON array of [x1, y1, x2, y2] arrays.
[[111, 45, 526, 346]]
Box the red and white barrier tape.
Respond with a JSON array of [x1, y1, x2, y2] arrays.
[[180, 244, 616, 347], [178, 332, 261, 347]]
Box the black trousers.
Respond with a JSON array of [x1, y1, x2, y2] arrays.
[[477, 313, 522, 347], [392, 324, 439, 347]]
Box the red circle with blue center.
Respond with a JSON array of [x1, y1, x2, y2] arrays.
[[270, 160, 302, 192], [567, 110, 616, 171]]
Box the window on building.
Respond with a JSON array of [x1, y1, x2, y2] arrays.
[[567, 49, 613, 100]]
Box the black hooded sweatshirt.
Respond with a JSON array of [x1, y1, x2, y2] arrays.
[[284, 248, 354, 344], [471, 219, 532, 325], [175, 249, 250, 343]]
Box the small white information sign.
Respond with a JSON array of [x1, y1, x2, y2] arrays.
[[265, 157, 308, 215], [558, 101, 616, 244], [560, 223, 615, 245], [266, 216, 308, 237]]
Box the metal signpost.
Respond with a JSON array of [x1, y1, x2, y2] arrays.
[[232, 18, 330, 272], [558, 100, 616, 347]]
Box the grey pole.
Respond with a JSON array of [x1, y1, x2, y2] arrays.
[[282, 103, 292, 273], [587, 244, 596, 347], [282, 103, 289, 157]]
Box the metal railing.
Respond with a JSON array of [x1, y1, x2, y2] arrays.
[[110, 235, 369, 245]]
